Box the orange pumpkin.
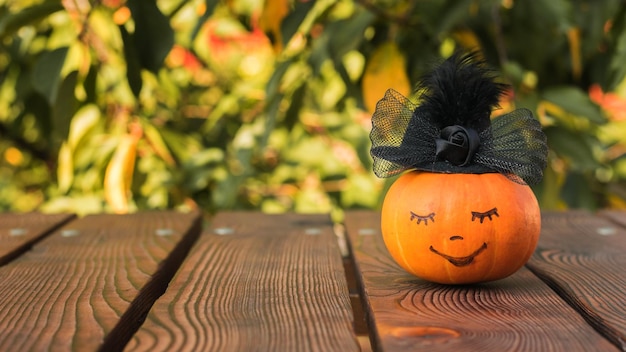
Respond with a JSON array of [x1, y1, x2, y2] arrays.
[[381, 171, 541, 284]]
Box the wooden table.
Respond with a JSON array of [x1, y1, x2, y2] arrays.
[[0, 211, 624, 351]]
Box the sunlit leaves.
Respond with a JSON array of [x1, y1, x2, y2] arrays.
[[3, 0, 626, 214], [0, 0, 63, 39]]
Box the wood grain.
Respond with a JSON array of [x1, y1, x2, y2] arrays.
[[0, 211, 201, 352], [526, 211, 626, 351], [344, 210, 618, 352], [0, 212, 75, 266], [126, 212, 358, 352]]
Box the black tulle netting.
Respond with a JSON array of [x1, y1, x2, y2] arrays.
[[370, 88, 548, 185]]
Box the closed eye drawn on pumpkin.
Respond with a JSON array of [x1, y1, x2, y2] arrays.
[[410, 211, 435, 225], [471, 208, 499, 223]]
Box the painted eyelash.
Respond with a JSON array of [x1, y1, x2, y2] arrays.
[[471, 208, 499, 223], [410, 211, 435, 225]]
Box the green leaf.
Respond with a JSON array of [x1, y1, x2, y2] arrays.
[[284, 137, 347, 178], [532, 161, 564, 210], [32, 47, 69, 105], [261, 94, 281, 150], [160, 129, 203, 163], [22, 92, 52, 142], [577, 1, 621, 57], [52, 70, 79, 146], [341, 173, 378, 208], [119, 25, 143, 97], [560, 172, 599, 209], [609, 14, 626, 89], [542, 86, 606, 124], [212, 174, 244, 209], [435, 0, 475, 35], [535, 0, 572, 31], [127, 0, 174, 73], [183, 148, 224, 169], [266, 59, 292, 98], [545, 126, 600, 171], [283, 83, 305, 131], [280, 0, 315, 49], [327, 9, 374, 59], [83, 65, 97, 103], [184, 168, 214, 192], [142, 121, 176, 165]]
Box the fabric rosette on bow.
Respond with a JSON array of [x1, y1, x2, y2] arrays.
[[369, 52, 548, 185]]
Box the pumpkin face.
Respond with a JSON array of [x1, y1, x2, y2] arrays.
[[381, 171, 541, 284]]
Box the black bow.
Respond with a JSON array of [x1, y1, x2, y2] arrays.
[[370, 89, 548, 185]]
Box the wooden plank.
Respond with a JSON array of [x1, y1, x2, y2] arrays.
[[0, 211, 202, 352], [600, 209, 626, 229], [126, 212, 359, 352], [0, 212, 75, 266], [526, 211, 626, 351], [344, 210, 618, 352]]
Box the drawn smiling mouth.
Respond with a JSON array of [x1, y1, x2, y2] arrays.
[[429, 242, 488, 267]]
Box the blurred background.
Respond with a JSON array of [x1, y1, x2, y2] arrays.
[[1, 0, 626, 217]]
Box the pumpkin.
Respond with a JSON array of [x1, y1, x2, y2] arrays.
[[381, 171, 541, 284]]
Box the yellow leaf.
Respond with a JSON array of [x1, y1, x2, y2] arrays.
[[68, 104, 100, 149], [362, 42, 411, 114], [143, 122, 176, 166], [452, 29, 482, 55], [259, 0, 290, 52], [607, 193, 626, 209], [57, 142, 74, 194], [104, 134, 138, 214]]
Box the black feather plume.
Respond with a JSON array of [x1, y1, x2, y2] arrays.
[[416, 52, 508, 132]]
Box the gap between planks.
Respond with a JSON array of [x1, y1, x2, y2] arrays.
[[526, 210, 626, 352], [124, 212, 360, 352], [98, 212, 204, 351], [0, 213, 76, 266], [0, 211, 205, 352]]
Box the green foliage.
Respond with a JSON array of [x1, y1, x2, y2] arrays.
[[1, 0, 626, 215]]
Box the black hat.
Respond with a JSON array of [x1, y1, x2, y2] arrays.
[[370, 52, 548, 185]]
